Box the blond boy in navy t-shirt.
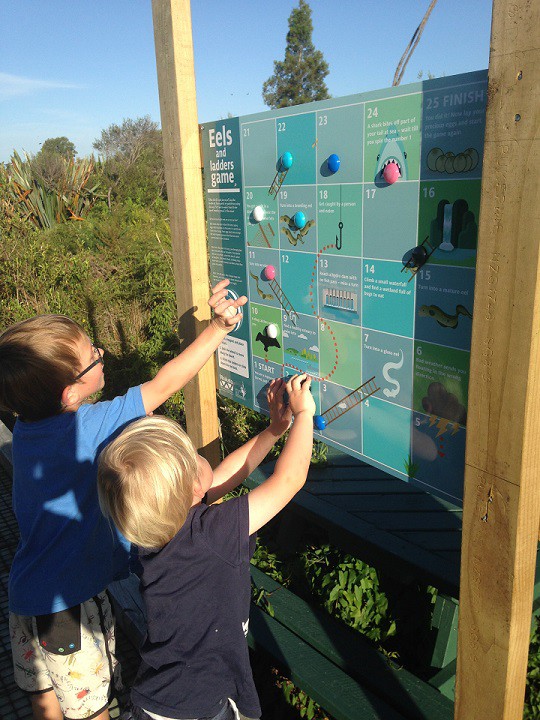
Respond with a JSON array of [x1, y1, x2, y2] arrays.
[[97, 374, 315, 720]]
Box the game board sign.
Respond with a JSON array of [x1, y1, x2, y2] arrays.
[[202, 71, 487, 504]]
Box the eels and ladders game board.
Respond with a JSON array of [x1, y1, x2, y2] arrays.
[[202, 70, 487, 504]]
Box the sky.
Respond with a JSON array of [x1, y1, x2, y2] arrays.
[[0, 1, 493, 163]]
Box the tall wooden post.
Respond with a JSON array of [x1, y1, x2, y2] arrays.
[[455, 1, 540, 717], [151, 0, 220, 465]]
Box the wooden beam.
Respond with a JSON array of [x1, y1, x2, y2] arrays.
[[455, 1, 540, 718], [151, 0, 220, 465]]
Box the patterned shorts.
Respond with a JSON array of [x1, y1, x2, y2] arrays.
[[10, 591, 122, 720]]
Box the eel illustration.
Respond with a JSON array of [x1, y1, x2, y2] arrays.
[[249, 271, 274, 301], [418, 304, 472, 329], [279, 215, 316, 246], [382, 349, 404, 398]]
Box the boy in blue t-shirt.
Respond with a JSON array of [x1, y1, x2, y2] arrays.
[[97, 373, 315, 720], [0, 279, 246, 720]]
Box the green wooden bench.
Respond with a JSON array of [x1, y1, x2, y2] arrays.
[[249, 565, 453, 720], [244, 448, 540, 710], [244, 449, 461, 701]]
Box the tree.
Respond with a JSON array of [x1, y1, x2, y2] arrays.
[[39, 136, 76, 160], [31, 136, 78, 190], [93, 117, 166, 206], [262, 0, 330, 109], [93, 116, 159, 165]]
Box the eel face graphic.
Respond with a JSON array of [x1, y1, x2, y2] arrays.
[[375, 125, 408, 181]]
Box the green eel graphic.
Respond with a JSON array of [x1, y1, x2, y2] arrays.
[[279, 215, 315, 246], [249, 271, 274, 300], [418, 304, 472, 328]]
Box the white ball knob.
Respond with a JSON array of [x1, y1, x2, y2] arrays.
[[252, 205, 265, 222]]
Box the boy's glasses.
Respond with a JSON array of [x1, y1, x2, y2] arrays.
[[75, 346, 104, 380]]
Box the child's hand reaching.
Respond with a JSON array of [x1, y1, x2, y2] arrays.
[[286, 374, 316, 418], [267, 378, 292, 437], [209, 279, 248, 332], [246, 373, 315, 535]]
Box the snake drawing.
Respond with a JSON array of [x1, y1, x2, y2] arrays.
[[418, 304, 472, 329]]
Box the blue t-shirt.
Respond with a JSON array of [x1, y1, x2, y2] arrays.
[[132, 495, 261, 720], [9, 386, 146, 616]]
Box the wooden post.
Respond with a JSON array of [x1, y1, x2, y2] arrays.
[[455, 1, 540, 718], [151, 0, 220, 465]]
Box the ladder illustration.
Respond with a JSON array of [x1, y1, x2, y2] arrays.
[[401, 236, 436, 282], [268, 169, 289, 198], [248, 223, 272, 248], [268, 278, 299, 326], [319, 376, 379, 428]]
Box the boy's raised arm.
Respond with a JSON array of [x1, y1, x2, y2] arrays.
[[141, 279, 247, 414], [206, 378, 292, 504], [247, 374, 315, 535]]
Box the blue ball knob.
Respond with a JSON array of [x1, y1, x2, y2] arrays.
[[314, 415, 326, 431], [280, 152, 293, 170], [328, 154, 340, 173], [293, 211, 306, 230]]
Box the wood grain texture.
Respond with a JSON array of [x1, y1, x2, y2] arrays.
[[456, 1, 540, 717], [151, 0, 220, 465]]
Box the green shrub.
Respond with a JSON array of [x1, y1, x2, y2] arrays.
[[299, 544, 396, 643]]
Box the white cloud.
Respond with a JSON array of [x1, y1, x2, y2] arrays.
[[309, 345, 319, 352], [298, 333, 307, 340], [0, 72, 83, 99]]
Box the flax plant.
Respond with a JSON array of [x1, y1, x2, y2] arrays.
[[6, 151, 100, 229]]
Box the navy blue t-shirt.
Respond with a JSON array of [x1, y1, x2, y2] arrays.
[[131, 494, 261, 720]]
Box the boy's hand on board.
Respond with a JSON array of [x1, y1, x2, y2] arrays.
[[209, 279, 248, 332], [267, 378, 292, 437], [286, 374, 316, 418]]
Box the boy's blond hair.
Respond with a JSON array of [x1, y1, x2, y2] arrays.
[[97, 415, 199, 549], [0, 315, 86, 421]]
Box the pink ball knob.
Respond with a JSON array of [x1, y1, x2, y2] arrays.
[[264, 265, 276, 281], [383, 162, 401, 184]]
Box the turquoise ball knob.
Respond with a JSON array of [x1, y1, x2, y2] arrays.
[[293, 211, 306, 230], [280, 152, 293, 170]]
